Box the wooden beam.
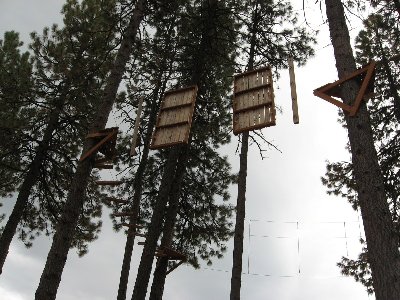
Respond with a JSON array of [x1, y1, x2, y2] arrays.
[[288, 57, 299, 124], [130, 96, 144, 156], [233, 102, 273, 114], [86, 132, 109, 138], [80, 129, 117, 162], [349, 61, 376, 116], [234, 83, 272, 97], [95, 157, 112, 164], [94, 164, 113, 169], [105, 197, 127, 204], [313, 61, 376, 116], [96, 180, 123, 186], [160, 101, 193, 111], [129, 232, 146, 238], [155, 252, 167, 257], [166, 261, 185, 275], [233, 66, 271, 79]]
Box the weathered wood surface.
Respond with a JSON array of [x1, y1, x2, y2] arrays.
[[150, 85, 198, 149], [288, 57, 299, 124], [233, 67, 275, 134], [313, 61, 376, 116], [130, 96, 144, 156]]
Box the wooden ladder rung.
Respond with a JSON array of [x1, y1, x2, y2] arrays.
[[105, 197, 127, 204], [86, 127, 118, 139], [86, 132, 109, 138], [155, 252, 167, 257], [121, 223, 143, 228], [134, 232, 147, 238], [94, 164, 113, 169], [95, 157, 113, 164], [96, 180, 123, 186]]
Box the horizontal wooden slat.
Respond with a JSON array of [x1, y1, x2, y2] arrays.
[[233, 106, 276, 135], [160, 101, 192, 111], [132, 232, 146, 238], [104, 197, 127, 204], [234, 83, 272, 97], [150, 124, 188, 149], [158, 106, 191, 127], [96, 180, 123, 186], [94, 164, 113, 169]]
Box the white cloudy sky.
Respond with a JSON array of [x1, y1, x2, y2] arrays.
[[0, 0, 376, 299]]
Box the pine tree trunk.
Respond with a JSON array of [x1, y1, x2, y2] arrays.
[[130, 147, 181, 300], [325, 0, 400, 299], [117, 77, 168, 300], [148, 202, 179, 300], [148, 147, 189, 300], [0, 102, 62, 275], [34, 2, 146, 299], [229, 131, 249, 300], [230, 2, 257, 298], [131, 1, 220, 298]]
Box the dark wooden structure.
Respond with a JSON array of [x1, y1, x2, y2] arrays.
[[232, 66, 276, 134], [80, 127, 118, 163], [313, 61, 376, 116], [150, 86, 198, 149]]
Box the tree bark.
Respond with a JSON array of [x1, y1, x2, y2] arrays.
[[0, 100, 62, 275], [230, 2, 257, 298], [229, 131, 249, 300], [325, 0, 400, 299], [130, 1, 220, 298], [34, 2, 146, 299], [117, 76, 168, 300], [130, 147, 181, 300], [148, 147, 189, 300]]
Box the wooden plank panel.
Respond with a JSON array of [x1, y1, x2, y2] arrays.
[[151, 85, 197, 149], [233, 104, 276, 135]]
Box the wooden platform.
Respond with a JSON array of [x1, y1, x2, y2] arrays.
[[80, 127, 118, 162], [150, 86, 198, 149], [232, 66, 276, 134], [155, 246, 186, 261]]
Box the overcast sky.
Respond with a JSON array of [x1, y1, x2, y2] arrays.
[[0, 0, 375, 299]]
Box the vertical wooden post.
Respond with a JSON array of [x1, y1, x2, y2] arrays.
[[130, 96, 144, 156], [288, 57, 299, 124]]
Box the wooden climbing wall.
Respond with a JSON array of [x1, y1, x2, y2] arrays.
[[233, 66, 275, 135], [150, 85, 198, 149]]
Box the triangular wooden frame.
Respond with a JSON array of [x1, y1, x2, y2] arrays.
[[79, 127, 118, 162], [155, 246, 186, 261], [166, 260, 185, 275], [313, 61, 376, 116]]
